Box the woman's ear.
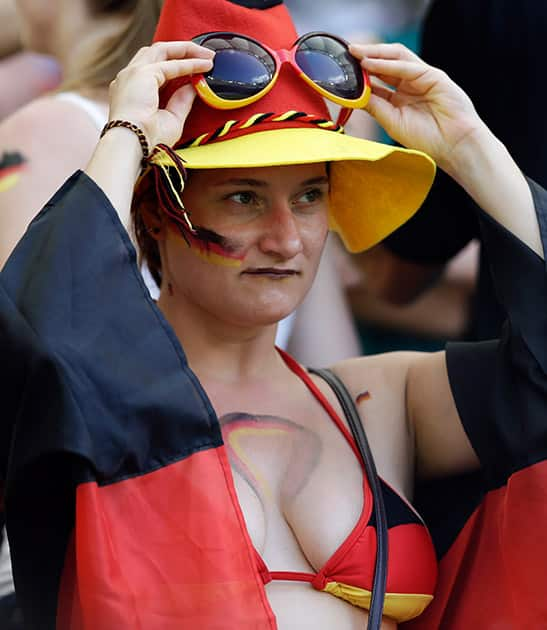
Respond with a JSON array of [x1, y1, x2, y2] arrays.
[[142, 207, 166, 241]]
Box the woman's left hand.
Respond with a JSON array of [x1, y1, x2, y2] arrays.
[[350, 42, 485, 174], [352, 42, 543, 260]]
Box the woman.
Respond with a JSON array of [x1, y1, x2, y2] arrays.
[[0, 0, 163, 268], [1, 1, 546, 629]]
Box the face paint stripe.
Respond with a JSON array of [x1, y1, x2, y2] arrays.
[[168, 224, 245, 266]]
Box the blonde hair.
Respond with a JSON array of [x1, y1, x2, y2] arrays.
[[62, 0, 164, 91]]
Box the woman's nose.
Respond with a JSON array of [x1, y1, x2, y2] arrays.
[[257, 202, 304, 259]]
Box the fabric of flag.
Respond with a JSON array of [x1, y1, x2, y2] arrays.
[[0, 172, 276, 629], [1, 171, 547, 629], [402, 179, 547, 629]]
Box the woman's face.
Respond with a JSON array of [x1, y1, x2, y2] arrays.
[[15, 0, 89, 54], [15, 0, 58, 52], [159, 162, 330, 329]]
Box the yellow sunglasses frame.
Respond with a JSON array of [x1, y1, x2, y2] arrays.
[[191, 31, 371, 112]]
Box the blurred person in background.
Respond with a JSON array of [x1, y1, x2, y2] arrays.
[[361, 0, 547, 345], [285, 0, 431, 50], [0, 1, 164, 626], [0, 0, 20, 57], [0, 0, 164, 269], [0, 0, 61, 120]]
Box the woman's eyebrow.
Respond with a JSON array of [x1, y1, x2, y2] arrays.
[[301, 176, 329, 186], [212, 175, 329, 188], [213, 178, 267, 187]]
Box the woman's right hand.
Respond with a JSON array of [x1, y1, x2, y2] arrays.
[[107, 41, 215, 150], [85, 42, 213, 228]]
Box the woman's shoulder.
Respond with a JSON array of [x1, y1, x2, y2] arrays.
[[331, 349, 429, 395], [0, 92, 106, 153], [327, 351, 434, 499], [0, 93, 108, 267], [0, 91, 109, 196]]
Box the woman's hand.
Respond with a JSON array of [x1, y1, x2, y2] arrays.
[[108, 41, 215, 149], [350, 42, 484, 175], [351, 42, 542, 259], [86, 42, 213, 228]]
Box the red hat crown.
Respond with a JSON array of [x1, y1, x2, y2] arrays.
[[153, 0, 331, 148]]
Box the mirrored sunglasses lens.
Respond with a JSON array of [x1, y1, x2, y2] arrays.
[[296, 35, 364, 100], [199, 35, 276, 100]]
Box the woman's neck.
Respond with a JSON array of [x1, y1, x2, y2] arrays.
[[157, 293, 286, 386]]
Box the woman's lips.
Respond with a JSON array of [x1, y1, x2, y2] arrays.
[[241, 267, 300, 278]]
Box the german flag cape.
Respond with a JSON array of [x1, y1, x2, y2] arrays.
[[403, 179, 547, 629], [0, 172, 276, 630], [1, 171, 547, 629]]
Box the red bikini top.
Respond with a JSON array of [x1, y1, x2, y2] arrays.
[[256, 350, 438, 623]]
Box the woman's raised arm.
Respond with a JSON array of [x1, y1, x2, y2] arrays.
[[346, 43, 547, 481], [85, 41, 214, 229]]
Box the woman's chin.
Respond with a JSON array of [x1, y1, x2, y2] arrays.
[[230, 302, 297, 329]]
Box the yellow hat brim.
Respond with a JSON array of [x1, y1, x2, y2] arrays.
[[163, 128, 436, 252]]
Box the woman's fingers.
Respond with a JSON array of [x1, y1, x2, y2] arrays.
[[129, 40, 215, 67], [350, 42, 433, 91], [150, 57, 214, 86], [364, 92, 398, 130], [113, 56, 213, 97], [369, 81, 396, 103], [361, 57, 429, 87], [350, 42, 420, 62], [165, 83, 197, 120]]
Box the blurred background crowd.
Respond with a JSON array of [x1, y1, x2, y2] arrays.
[[1, 0, 546, 627]]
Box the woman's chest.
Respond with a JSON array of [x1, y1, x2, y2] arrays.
[[218, 405, 366, 573]]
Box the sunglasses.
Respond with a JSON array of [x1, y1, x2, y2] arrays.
[[191, 31, 371, 125]]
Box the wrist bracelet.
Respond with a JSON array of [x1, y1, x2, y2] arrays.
[[100, 120, 150, 167]]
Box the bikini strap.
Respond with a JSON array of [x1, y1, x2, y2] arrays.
[[277, 348, 362, 461], [309, 367, 388, 630]]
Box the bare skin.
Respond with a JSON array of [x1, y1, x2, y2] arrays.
[[0, 0, 135, 268], [205, 345, 399, 629], [82, 40, 542, 628]]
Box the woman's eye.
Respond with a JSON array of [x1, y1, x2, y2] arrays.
[[229, 191, 257, 205], [294, 188, 326, 206]]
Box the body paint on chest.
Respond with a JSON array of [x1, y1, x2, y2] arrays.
[[356, 391, 371, 405], [220, 412, 321, 501], [0, 152, 27, 193]]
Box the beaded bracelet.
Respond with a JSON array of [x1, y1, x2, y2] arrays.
[[100, 120, 150, 168]]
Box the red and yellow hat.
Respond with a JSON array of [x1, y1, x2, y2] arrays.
[[147, 0, 436, 252]]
